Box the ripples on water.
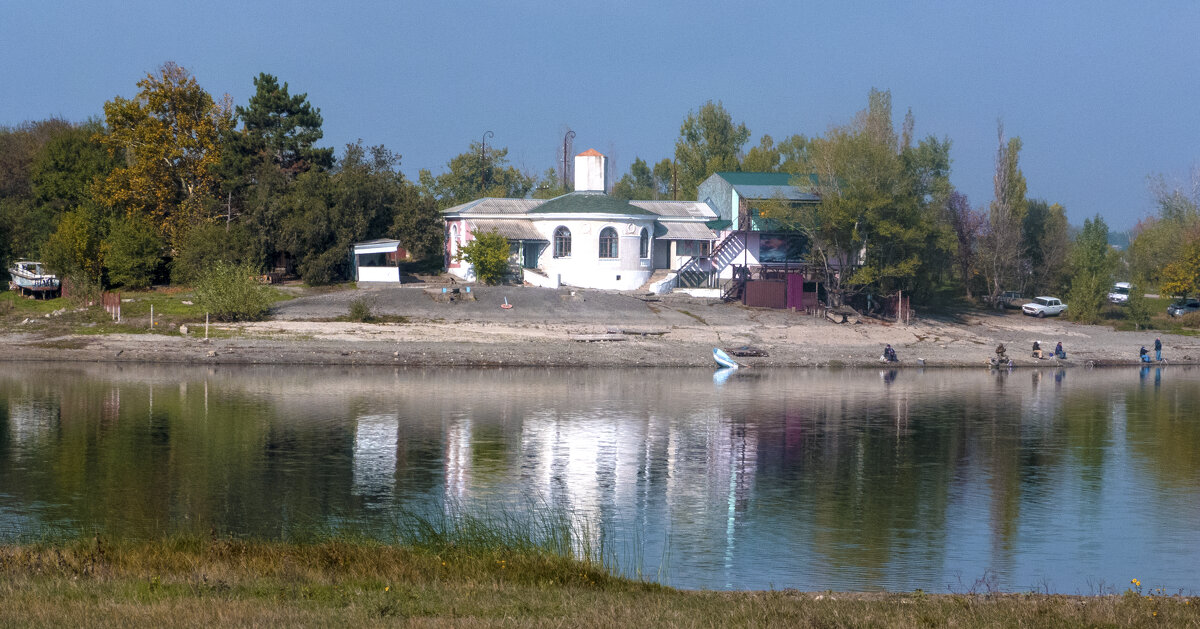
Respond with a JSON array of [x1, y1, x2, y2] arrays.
[[1, 362, 1197, 593]]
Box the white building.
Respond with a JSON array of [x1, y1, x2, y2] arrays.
[[443, 149, 720, 291]]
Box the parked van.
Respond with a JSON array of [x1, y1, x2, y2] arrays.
[[1107, 282, 1132, 304]]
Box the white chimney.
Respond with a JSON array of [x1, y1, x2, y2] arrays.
[[574, 149, 607, 192]]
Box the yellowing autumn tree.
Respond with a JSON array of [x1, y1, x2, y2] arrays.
[[95, 62, 233, 245]]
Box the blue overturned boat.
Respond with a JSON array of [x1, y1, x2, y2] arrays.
[[713, 347, 740, 369]]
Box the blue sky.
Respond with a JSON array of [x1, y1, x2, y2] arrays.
[[3, 1, 1198, 230]]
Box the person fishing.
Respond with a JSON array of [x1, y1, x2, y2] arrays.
[[882, 344, 898, 363], [1140, 346, 1151, 363], [1055, 342, 1066, 359], [1154, 337, 1163, 362], [1032, 341, 1043, 359]]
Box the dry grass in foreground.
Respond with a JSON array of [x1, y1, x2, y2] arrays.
[[0, 538, 1197, 628]]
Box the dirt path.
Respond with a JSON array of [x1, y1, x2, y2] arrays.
[[3, 285, 1196, 368]]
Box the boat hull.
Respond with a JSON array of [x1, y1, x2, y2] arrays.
[[713, 348, 739, 369]]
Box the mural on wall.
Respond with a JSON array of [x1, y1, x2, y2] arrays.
[[758, 234, 808, 263]]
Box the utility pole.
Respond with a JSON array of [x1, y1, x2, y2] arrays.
[[480, 130, 494, 191], [561, 129, 575, 189]]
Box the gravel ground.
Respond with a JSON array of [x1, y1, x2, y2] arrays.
[[3, 284, 1197, 368]]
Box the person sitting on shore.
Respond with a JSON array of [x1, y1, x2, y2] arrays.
[[882, 344, 898, 363], [1140, 346, 1151, 363], [996, 343, 1007, 360], [1155, 337, 1163, 362], [1055, 342, 1066, 359], [1032, 341, 1043, 359]]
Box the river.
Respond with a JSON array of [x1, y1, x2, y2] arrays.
[[1, 362, 1196, 593]]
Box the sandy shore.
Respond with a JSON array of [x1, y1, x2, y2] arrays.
[[2, 284, 1196, 368]]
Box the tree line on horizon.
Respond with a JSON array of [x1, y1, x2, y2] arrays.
[[0, 62, 1197, 320]]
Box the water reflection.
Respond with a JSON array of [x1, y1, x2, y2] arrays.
[[1, 362, 1198, 593]]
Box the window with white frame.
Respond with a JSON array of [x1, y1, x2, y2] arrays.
[[553, 226, 571, 258], [598, 227, 618, 259], [639, 227, 650, 259]]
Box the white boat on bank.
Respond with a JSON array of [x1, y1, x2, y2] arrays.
[[8, 260, 60, 298]]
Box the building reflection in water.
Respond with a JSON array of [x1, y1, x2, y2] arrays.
[[2, 363, 1200, 593]]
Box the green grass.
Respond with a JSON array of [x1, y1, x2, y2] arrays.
[[0, 290, 66, 318], [0, 535, 1195, 628]]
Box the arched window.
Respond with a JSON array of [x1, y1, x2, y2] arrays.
[[449, 224, 459, 257], [639, 227, 650, 259], [598, 227, 618, 259], [553, 226, 571, 258]]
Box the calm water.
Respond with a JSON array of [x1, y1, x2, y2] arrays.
[[1, 362, 1197, 593]]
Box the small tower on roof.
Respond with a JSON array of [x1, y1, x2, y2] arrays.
[[574, 149, 608, 193]]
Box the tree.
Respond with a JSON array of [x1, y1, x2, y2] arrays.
[[457, 230, 511, 284], [531, 168, 569, 199], [278, 141, 425, 284], [777, 134, 812, 174], [978, 122, 1028, 304], [171, 221, 252, 284], [105, 215, 162, 289], [741, 135, 781, 172], [674, 101, 750, 198], [95, 62, 234, 245], [217, 73, 332, 215], [389, 186, 443, 262], [235, 73, 334, 174], [1160, 234, 1200, 299], [1028, 202, 1070, 295], [944, 190, 983, 297], [773, 89, 953, 304], [611, 157, 656, 199], [1125, 273, 1154, 330], [31, 120, 120, 215], [41, 203, 107, 284], [1067, 215, 1117, 323], [0, 119, 74, 266], [419, 141, 534, 209], [1127, 172, 1200, 290]]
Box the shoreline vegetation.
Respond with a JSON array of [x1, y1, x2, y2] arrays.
[[1, 536, 1195, 627], [2, 283, 1198, 369]]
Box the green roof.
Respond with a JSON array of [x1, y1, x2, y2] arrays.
[[529, 192, 655, 216], [706, 219, 732, 230], [714, 172, 819, 187]]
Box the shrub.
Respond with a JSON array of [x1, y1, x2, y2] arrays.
[[192, 261, 270, 321], [457, 230, 511, 285], [347, 297, 375, 322], [1178, 310, 1200, 328], [62, 274, 103, 308]]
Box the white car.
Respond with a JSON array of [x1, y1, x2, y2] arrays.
[[1023, 296, 1068, 318], [1107, 282, 1132, 304]]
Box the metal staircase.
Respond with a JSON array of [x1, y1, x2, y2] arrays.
[[675, 232, 746, 288]]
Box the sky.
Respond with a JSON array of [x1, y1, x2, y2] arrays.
[[3, 1, 1198, 231]]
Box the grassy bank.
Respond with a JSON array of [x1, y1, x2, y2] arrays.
[[0, 537, 1194, 628]]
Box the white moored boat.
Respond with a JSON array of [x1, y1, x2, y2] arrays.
[[8, 260, 60, 298]]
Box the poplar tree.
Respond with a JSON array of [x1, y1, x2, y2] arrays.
[[1067, 215, 1116, 323], [674, 101, 750, 198]]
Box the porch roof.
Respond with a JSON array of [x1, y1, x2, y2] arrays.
[[654, 221, 718, 240], [468, 219, 546, 241]]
